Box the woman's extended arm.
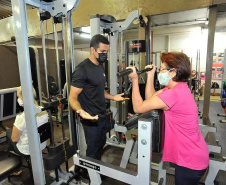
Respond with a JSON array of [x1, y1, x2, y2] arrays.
[[145, 65, 156, 99], [128, 67, 168, 114]]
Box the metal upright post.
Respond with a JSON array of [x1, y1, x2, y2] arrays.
[[69, 11, 75, 72], [90, 15, 101, 37], [155, 53, 157, 66], [189, 57, 192, 90], [40, 20, 50, 99], [53, 17, 68, 141], [202, 6, 217, 120], [40, 17, 55, 145], [53, 19, 62, 95], [62, 14, 77, 150], [11, 0, 45, 184], [68, 10, 78, 150], [145, 17, 151, 66], [32, 46, 43, 105], [118, 32, 123, 124], [109, 32, 119, 121], [197, 50, 201, 113], [124, 42, 129, 121], [221, 49, 226, 93]]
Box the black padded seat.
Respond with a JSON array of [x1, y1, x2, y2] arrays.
[[0, 156, 22, 181]]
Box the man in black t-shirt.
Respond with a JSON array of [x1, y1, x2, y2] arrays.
[[69, 34, 125, 160]]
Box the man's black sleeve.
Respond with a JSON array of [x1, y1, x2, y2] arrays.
[[71, 66, 86, 88]]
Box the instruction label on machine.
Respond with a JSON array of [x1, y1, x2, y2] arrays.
[[79, 160, 100, 171]]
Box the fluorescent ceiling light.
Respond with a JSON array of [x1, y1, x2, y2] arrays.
[[81, 26, 90, 33]]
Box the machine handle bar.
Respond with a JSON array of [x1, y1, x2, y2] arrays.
[[137, 67, 153, 74], [117, 69, 133, 77], [117, 67, 153, 78]]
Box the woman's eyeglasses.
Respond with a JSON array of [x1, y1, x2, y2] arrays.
[[159, 68, 172, 72]]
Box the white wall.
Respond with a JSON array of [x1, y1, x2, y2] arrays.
[[153, 26, 226, 88], [214, 32, 226, 52], [74, 50, 90, 66]]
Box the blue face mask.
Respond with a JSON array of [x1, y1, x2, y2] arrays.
[[158, 71, 172, 86]]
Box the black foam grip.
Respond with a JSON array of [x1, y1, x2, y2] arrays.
[[117, 69, 133, 77], [137, 67, 153, 74]]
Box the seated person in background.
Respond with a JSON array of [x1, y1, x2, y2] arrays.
[[128, 52, 209, 185], [6, 86, 48, 156], [200, 71, 205, 96]]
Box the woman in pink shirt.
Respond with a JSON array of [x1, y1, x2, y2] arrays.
[[128, 52, 209, 185]]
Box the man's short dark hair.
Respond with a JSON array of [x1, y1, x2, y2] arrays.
[[90, 34, 110, 50]]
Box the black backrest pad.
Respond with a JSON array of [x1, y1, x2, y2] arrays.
[[38, 122, 51, 143], [125, 110, 165, 153]]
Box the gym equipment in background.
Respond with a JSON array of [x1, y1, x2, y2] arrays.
[[196, 49, 201, 116], [39, 11, 76, 184], [48, 76, 59, 95], [218, 49, 226, 123], [11, 0, 80, 184], [211, 82, 220, 96]]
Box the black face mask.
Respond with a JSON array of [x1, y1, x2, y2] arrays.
[[96, 52, 108, 64]]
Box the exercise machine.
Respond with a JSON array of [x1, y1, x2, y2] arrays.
[[73, 113, 163, 185], [10, 0, 80, 184], [116, 110, 166, 185]]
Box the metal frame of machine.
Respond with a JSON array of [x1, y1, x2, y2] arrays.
[[11, 0, 80, 184], [73, 118, 160, 185]]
